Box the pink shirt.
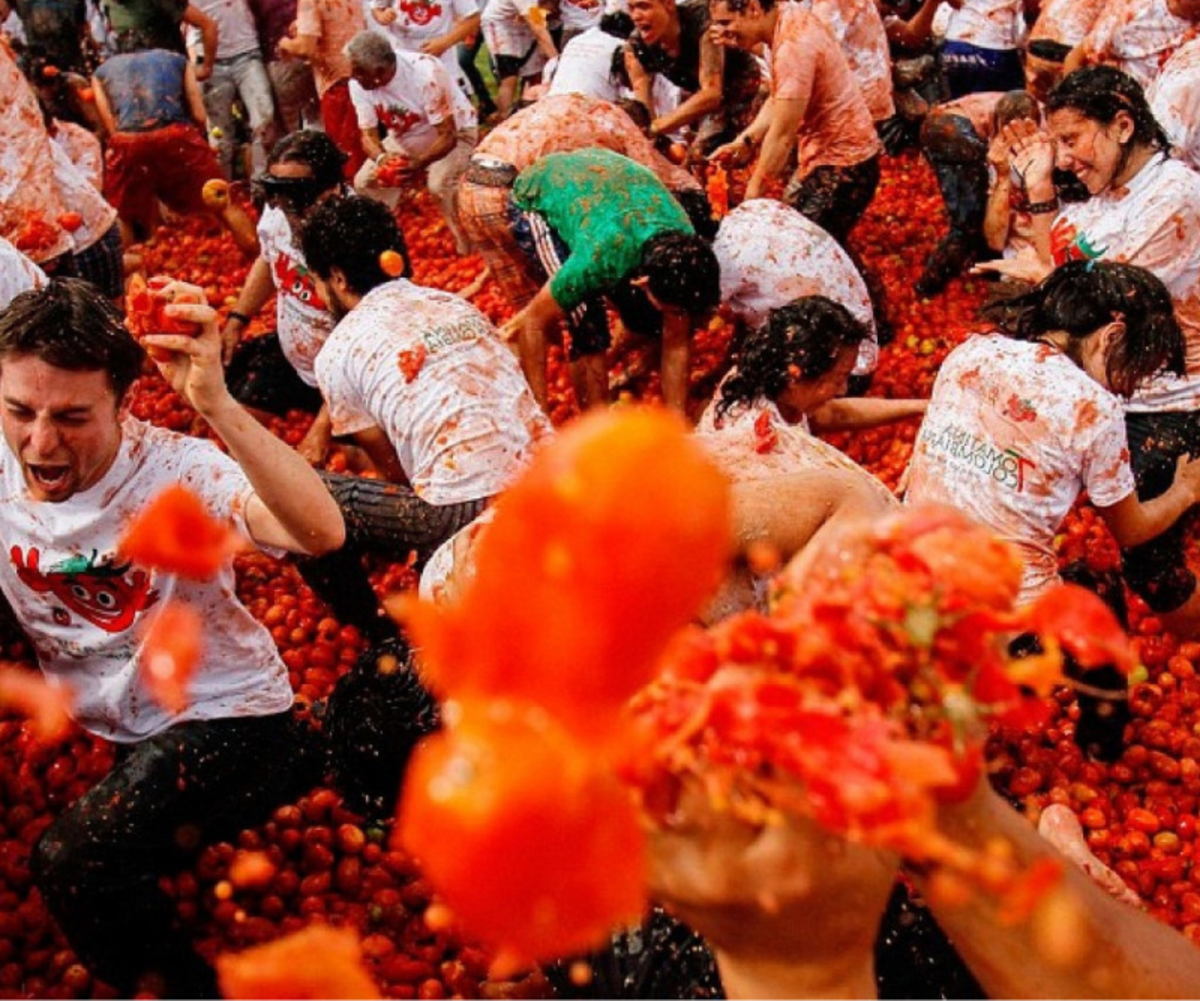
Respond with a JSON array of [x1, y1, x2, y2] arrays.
[[1029, 0, 1104, 46], [770, 4, 880, 179], [296, 0, 366, 94], [802, 0, 894, 122], [0, 42, 72, 263], [476, 94, 698, 190], [1082, 0, 1197, 90]]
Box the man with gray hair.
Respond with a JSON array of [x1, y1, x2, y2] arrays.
[[346, 29, 478, 254]]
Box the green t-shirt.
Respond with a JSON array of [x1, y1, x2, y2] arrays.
[[511, 148, 694, 312]]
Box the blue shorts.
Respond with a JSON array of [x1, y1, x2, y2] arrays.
[[941, 41, 1024, 99]]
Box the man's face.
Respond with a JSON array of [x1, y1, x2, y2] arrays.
[[351, 60, 396, 91], [0, 355, 123, 503], [708, 0, 757, 49], [313, 272, 353, 321], [629, 0, 674, 44]]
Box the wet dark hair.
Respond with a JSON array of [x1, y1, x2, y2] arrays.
[[673, 188, 719, 241], [716, 296, 866, 419], [639, 231, 720, 315], [269, 129, 348, 192], [300, 196, 411, 294], [600, 10, 635, 37], [615, 95, 651, 132], [985, 260, 1184, 398], [1046, 66, 1171, 155], [710, 0, 775, 13], [0, 279, 146, 400]]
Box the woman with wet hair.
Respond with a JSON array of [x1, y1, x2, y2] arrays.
[[977, 67, 1200, 631], [700, 296, 925, 436], [907, 260, 1200, 634]]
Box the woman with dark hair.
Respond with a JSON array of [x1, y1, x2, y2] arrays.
[[976, 66, 1200, 631], [907, 261, 1200, 633], [698, 295, 925, 438]]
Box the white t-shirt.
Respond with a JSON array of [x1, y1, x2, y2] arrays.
[[1148, 38, 1200, 173], [905, 335, 1135, 603], [1029, 0, 1104, 47], [546, 25, 622, 100], [1050, 154, 1200, 412], [696, 394, 894, 500], [350, 45, 476, 155], [48, 141, 116, 256], [370, 0, 480, 96], [800, 0, 894, 121], [559, 0, 601, 32], [0, 419, 293, 742], [1081, 0, 1196, 91], [943, 0, 1026, 51], [713, 199, 878, 374], [0, 236, 46, 310], [482, 0, 547, 71], [257, 205, 336, 387], [190, 0, 263, 59], [314, 279, 553, 504]]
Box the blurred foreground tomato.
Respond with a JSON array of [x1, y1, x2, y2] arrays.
[[397, 698, 646, 965], [402, 408, 731, 744], [119, 483, 244, 580], [138, 601, 203, 713], [216, 924, 381, 999]]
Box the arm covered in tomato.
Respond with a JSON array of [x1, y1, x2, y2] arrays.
[[918, 780, 1200, 999], [145, 284, 346, 555]]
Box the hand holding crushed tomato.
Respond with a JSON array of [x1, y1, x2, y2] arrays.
[[645, 775, 897, 996], [142, 281, 234, 419]]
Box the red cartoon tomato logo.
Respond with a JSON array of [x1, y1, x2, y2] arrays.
[[12, 546, 158, 633], [398, 0, 443, 25]]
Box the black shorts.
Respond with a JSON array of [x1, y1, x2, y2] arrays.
[[1122, 410, 1200, 613], [784, 155, 881, 245], [225, 332, 325, 416]]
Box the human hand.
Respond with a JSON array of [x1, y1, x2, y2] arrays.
[[1173, 452, 1200, 503], [646, 775, 897, 992], [142, 282, 232, 418], [1001, 120, 1056, 201], [372, 5, 398, 24], [296, 421, 331, 466], [708, 138, 753, 168], [195, 61, 213, 82], [970, 256, 1052, 283], [219, 317, 243, 365], [421, 34, 453, 56]]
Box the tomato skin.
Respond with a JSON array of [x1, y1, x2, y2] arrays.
[[397, 698, 646, 963]]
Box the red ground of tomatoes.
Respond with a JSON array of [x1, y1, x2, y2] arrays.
[[4, 154, 1200, 1000]]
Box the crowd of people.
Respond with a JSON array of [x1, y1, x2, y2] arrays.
[[3, 0, 1200, 995]]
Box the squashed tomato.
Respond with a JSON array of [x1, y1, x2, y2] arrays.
[[119, 483, 244, 580]]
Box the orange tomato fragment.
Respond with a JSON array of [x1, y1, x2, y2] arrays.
[[201, 178, 230, 209], [118, 483, 244, 580], [228, 850, 277, 890], [57, 212, 83, 233], [379, 249, 406, 277], [216, 924, 382, 999], [0, 666, 74, 741], [400, 408, 731, 744], [397, 699, 646, 964], [138, 601, 203, 714]]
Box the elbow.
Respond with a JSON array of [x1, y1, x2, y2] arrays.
[[304, 518, 347, 557]]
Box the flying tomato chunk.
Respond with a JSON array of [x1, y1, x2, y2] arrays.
[[138, 600, 203, 714], [216, 924, 382, 999], [397, 698, 646, 965], [400, 408, 732, 744], [118, 484, 244, 580], [0, 666, 74, 741]]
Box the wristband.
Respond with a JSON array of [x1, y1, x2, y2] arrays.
[[1026, 198, 1059, 215], [227, 310, 251, 325], [375, 151, 389, 166]]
